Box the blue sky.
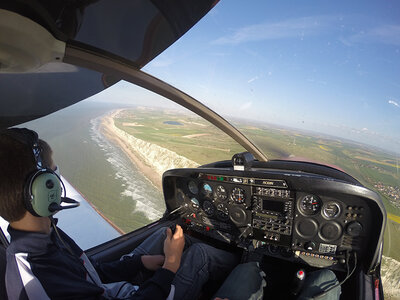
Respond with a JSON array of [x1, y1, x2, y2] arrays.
[[95, 0, 400, 154]]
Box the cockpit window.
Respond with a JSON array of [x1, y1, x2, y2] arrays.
[[141, 1, 400, 297], [5, 83, 244, 249]]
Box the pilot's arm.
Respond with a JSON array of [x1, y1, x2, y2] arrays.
[[95, 226, 185, 299]]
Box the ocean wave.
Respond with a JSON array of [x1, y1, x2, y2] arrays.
[[90, 116, 164, 221]]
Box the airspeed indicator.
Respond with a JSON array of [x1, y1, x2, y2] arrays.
[[215, 185, 227, 201]]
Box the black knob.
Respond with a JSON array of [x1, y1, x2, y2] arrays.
[[346, 221, 363, 237]]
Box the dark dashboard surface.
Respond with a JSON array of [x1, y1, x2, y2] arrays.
[[162, 161, 386, 273]]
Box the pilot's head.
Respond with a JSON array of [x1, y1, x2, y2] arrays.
[[0, 129, 55, 222]]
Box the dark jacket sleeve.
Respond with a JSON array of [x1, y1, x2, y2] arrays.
[[95, 255, 145, 283]]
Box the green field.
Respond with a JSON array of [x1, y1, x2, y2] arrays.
[[384, 219, 400, 262], [114, 107, 400, 260], [114, 108, 246, 164]]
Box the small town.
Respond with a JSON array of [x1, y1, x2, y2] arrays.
[[374, 182, 400, 209]]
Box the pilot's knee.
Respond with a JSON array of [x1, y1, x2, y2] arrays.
[[185, 243, 207, 262], [145, 227, 168, 243], [234, 261, 260, 272], [230, 262, 265, 283], [188, 243, 207, 254], [315, 269, 336, 280], [308, 269, 338, 285]]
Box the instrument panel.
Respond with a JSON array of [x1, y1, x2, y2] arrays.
[[163, 166, 385, 272]]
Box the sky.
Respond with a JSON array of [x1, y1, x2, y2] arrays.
[[93, 0, 400, 155]]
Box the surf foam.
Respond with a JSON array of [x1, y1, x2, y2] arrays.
[[90, 115, 164, 221]]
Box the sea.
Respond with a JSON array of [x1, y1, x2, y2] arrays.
[[13, 101, 164, 250], [90, 115, 164, 222]]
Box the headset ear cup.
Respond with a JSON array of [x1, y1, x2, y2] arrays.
[[24, 172, 40, 217], [25, 170, 62, 217]]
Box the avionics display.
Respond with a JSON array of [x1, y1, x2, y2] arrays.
[[262, 199, 284, 213]]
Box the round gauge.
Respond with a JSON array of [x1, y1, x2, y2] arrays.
[[203, 200, 215, 216], [176, 190, 185, 204], [190, 198, 200, 209], [299, 195, 321, 215], [188, 181, 198, 195], [201, 183, 213, 198], [231, 187, 246, 204], [268, 244, 279, 254], [215, 185, 228, 201], [216, 203, 229, 221], [322, 202, 341, 219]]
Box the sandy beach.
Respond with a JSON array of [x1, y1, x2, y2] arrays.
[[100, 110, 163, 190], [99, 109, 199, 191]]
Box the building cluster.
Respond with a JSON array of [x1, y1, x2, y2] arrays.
[[374, 182, 400, 209]]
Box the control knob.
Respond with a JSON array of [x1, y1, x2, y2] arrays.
[[304, 241, 316, 251], [346, 221, 363, 237]]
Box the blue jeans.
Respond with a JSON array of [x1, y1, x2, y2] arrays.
[[297, 269, 341, 300], [213, 264, 340, 300], [125, 227, 239, 300], [214, 262, 266, 300]]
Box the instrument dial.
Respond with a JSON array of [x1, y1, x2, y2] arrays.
[[176, 190, 185, 204], [188, 181, 198, 195], [215, 185, 227, 201], [203, 200, 215, 216], [231, 187, 246, 204], [201, 183, 213, 198], [216, 203, 229, 221], [299, 195, 321, 215], [322, 202, 341, 219]]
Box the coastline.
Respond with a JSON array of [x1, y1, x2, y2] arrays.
[[100, 110, 163, 190]]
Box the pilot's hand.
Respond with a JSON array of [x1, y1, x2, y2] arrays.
[[162, 225, 185, 273], [141, 255, 165, 271]]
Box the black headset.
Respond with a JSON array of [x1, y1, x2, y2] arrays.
[[3, 128, 78, 217]]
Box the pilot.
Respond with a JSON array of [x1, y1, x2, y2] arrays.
[[0, 128, 239, 300]]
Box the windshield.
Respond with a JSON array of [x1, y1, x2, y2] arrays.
[[140, 1, 399, 297], [0, 0, 399, 298]]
